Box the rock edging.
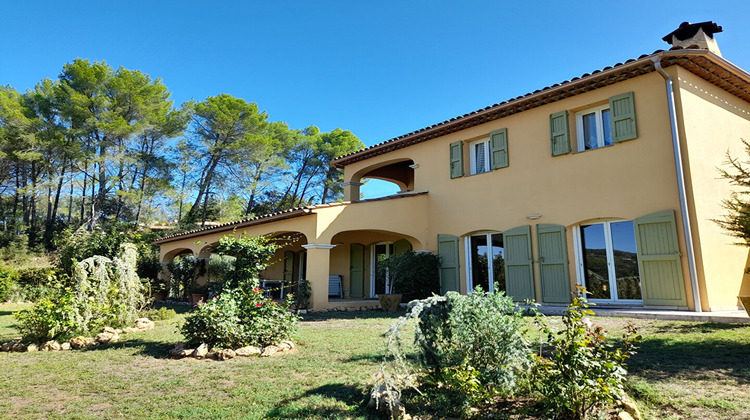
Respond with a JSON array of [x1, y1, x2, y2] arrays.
[[0, 317, 156, 353], [169, 339, 296, 361]]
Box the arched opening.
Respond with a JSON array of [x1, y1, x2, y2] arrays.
[[330, 230, 422, 299], [347, 158, 416, 200]]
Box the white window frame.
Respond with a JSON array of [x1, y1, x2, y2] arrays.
[[464, 232, 500, 293], [572, 222, 643, 304], [575, 104, 611, 152], [469, 138, 491, 175]]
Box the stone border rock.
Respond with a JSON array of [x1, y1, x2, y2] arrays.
[[168, 339, 296, 361], [0, 317, 156, 353]]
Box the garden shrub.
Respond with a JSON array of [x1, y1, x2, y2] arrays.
[[380, 251, 440, 301], [181, 287, 298, 348], [140, 306, 177, 321], [14, 243, 146, 341], [181, 234, 299, 348], [167, 256, 204, 299], [0, 266, 19, 302], [531, 293, 640, 420], [381, 289, 532, 415]]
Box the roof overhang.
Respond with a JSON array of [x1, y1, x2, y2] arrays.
[[154, 191, 429, 245], [332, 50, 750, 168], [153, 208, 313, 245]]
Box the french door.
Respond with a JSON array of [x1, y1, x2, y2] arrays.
[[574, 221, 642, 303]]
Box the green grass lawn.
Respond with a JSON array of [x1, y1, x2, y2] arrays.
[[1, 304, 749, 419]]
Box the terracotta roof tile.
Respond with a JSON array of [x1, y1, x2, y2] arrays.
[[332, 49, 750, 168], [154, 191, 428, 244]]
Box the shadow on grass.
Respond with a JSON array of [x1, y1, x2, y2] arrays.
[[263, 383, 379, 419], [302, 309, 404, 323], [630, 334, 750, 382], [79, 337, 176, 359], [0, 310, 16, 317], [650, 321, 750, 334]]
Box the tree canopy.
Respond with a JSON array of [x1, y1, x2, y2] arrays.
[[0, 59, 364, 249]]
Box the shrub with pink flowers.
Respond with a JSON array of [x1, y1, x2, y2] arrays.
[[180, 234, 299, 348], [181, 287, 297, 348]]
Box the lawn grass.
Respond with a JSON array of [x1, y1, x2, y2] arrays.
[[0, 304, 749, 419]]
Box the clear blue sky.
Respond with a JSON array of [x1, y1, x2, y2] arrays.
[[2, 1, 749, 198]]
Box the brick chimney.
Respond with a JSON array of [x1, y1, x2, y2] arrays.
[[662, 21, 723, 56]]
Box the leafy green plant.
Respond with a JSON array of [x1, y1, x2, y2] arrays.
[[14, 243, 146, 341], [291, 277, 311, 310], [213, 233, 278, 289], [0, 266, 19, 302], [167, 256, 204, 299], [379, 251, 440, 301], [140, 306, 177, 321], [380, 289, 533, 416], [531, 290, 641, 420], [181, 287, 298, 348], [181, 233, 298, 348]]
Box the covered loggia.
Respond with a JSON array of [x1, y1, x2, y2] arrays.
[[328, 230, 423, 299], [343, 158, 416, 201]]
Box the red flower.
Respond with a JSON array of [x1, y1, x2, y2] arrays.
[[256, 303, 262, 307], [253, 287, 260, 293]]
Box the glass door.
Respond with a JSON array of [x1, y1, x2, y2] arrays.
[[578, 221, 641, 302], [467, 233, 504, 293]]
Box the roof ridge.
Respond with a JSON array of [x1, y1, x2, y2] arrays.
[[332, 49, 744, 167]]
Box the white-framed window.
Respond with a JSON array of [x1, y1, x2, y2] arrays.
[[575, 104, 613, 151], [469, 138, 491, 175], [464, 233, 504, 293], [572, 221, 642, 302]]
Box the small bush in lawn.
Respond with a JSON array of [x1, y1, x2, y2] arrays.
[[14, 243, 146, 342], [181, 287, 298, 348], [180, 233, 299, 348], [380, 289, 532, 416], [140, 307, 177, 321], [531, 292, 640, 420]]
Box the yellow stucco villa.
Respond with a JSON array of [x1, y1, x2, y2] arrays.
[[156, 22, 750, 312]]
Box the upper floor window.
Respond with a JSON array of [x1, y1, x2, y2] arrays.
[[470, 138, 491, 174], [550, 91, 637, 157], [576, 104, 613, 151]]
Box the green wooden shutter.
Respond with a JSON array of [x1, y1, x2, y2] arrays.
[[490, 128, 509, 169], [537, 224, 571, 303], [633, 210, 687, 307], [449, 141, 464, 178], [349, 243, 365, 298], [283, 251, 295, 283], [503, 226, 535, 301], [437, 234, 460, 294], [550, 110, 571, 156], [610, 92, 637, 142]]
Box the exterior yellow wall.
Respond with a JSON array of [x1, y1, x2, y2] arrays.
[[674, 66, 750, 310], [159, 64, 750, 312], [343, 72, 690, 307]]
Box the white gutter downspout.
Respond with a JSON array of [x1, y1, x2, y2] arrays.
[[651, 56, 703, 312]]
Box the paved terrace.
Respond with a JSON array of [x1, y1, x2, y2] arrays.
[[535, 306, 750, 324]]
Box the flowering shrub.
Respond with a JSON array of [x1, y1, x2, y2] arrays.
[[181, 286, 298, 348], [181, 234, 298, 348], [531, 292, 640, 420]]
